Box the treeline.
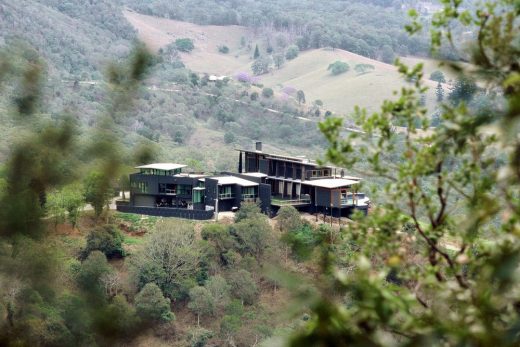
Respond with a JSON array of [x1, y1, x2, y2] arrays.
[[0, 0, 135, 77], [122, 0, 431, 61]]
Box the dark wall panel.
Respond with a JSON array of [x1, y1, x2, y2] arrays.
[[259, 183, 272, 214]]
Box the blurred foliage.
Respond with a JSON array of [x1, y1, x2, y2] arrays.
[[0, 42, 158, 345], [290, 0, 520, 346]]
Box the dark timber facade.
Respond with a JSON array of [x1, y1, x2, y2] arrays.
[[116, 163, 272, 220], [236, 142, 370, 217], [116, 142, 369, 219]]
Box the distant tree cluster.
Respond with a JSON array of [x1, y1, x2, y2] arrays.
[[327, 61, 350, 75]]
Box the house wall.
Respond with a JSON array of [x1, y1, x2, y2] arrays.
[[133, 195, 155, 207]]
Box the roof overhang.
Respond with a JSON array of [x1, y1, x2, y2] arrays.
[[302, 178, 360, 189], [135, 163, 187, 171]]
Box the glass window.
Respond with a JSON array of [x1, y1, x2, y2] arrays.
[[242, 187, 256, 199], [177, 184, 192, 196], [192, 189, 204, 204], [219, 186, 233, 199]]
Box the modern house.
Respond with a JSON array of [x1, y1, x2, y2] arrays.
[[116, 163, 271, 219], [233, 142, 370, 217], [116, 142, 369, 220]]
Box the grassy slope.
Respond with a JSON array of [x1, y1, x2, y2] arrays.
[[124, 10, 448, 114]]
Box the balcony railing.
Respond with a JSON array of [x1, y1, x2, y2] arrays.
[[219, 193, 235, 199]]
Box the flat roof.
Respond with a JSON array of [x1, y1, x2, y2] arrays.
[[302, 178, 359, 189], [242, 172, 268, 178], [135, 163, 187, 171], [203, 176, 259, 187]]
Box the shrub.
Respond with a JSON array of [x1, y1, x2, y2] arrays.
[[218, 45, 229, 54], [430, 70, 446, 83], [327, 61, 349, 75], [281, 223, 321, 261], [175, 38, 194, 52], [224, 131, 235, 144], [188, 327, 214, 347], [285, 45, 299, 60], [262, 87, 274, 98], [74, 251, 111, 295], [81, 224, 125, 260]]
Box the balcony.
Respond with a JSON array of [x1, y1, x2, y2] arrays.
[[271, 195, 311, 207], [219, 193, 235, 199]]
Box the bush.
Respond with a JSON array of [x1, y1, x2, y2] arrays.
[[285, 45, 299, 60], [135, 283, 174, 323], [262, 87, 274, 98], [188, 327, 214, 347], [81, 224, 125, 260], [224, 131, 235, 144], [74, 251, 111, 295], [218, 45, 229, 54], [430, 70, 446, 83], [250, 91, 259, 101], [281, 223, 321, 261], [327, 61, 349, 75], [175, 38, 194, 52]]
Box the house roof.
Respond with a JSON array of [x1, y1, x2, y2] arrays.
[[135, 163, 187, 171], [302, 178, 360, 189], [241, 172, 268, 178], [202, 176, 258, 187]]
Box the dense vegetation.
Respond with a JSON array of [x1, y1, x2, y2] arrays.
[[121, 0, 435, 61]]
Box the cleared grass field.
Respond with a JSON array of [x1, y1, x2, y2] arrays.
[[125, 10, 451, 114]]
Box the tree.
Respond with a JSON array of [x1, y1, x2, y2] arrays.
[[251, 57, 270, 75], [188, 286, 215, 326], [131, 220, 200, 300], [74, 251, 111, 296], [81, 224, 125, 260], [84, 171, 113, 218], [262, 87, 274, 98], [46, 184, 85, 229], [380, 44, 395, 63], [175, 38, 194, 52], [327, 61, 349, 76], [273, 53, 285, 69], [277, 205, 303, 233], [253, 44, 260, 59], [296, 90, 306, 104], [285, 45, 299, 60], [230, 214, 271, 260], [46, 189, 67, 229], [134, 283, 174, 323], [234, 202, 261, 222], [291, 1, 520, 345], [228, 269, 258, 305], [436, 82, 444, 102], [206, 275, 230, 311], [430, 70, 446, 83], [448, 76, 478, 104]]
